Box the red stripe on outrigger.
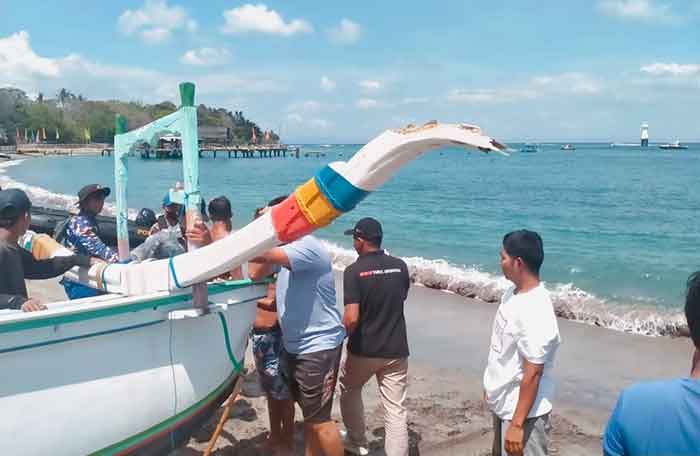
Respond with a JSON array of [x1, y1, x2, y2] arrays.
[[271, 194, 316, 243]]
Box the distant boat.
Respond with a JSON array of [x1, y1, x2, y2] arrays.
[[659, 140, 688, 150], [610, 143, 640, 148], [520, 144, 538, 153], [561, 144, 575, 151], [319, 144, 332, 148]]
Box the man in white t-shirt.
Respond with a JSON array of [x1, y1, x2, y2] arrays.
[[483, 230, 561, 456]]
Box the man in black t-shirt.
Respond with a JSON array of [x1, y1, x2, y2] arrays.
[[339, 217, 410, 456]]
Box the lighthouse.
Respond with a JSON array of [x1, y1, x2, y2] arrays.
[[641, 122, 649, 147]]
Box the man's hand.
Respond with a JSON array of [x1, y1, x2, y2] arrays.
[[21, 298, 47, 313], [186, 220, 212, 247], [504, 423, 524, 455]]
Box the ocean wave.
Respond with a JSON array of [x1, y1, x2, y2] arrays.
[[321, 240, 688, 338], [0, 160, 137, 219]]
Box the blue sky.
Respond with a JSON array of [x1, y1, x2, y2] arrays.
[[1, 0, 699, 143]]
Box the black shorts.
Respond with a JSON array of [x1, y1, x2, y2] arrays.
[[280, 344, 342, 423]]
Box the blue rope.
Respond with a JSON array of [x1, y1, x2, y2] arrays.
[[168, 257, 183, 289], [100, 264, 110, 292]]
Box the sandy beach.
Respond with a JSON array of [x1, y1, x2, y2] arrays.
[[26, 271, 693, 455]]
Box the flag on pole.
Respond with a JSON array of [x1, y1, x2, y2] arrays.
[[31, 130, 36, 143], [251, 127, 257, 144], [84, 127, 91, 143], [55, 128, 60, 142], [42, 128, 47, 141], [24, 128, 28, 142], [16, 128, 21, 144]]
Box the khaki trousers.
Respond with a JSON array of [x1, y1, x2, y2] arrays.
[[339, 353, 409, 456]]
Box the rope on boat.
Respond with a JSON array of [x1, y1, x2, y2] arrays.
[[168, 256, 183, 289], [217, 313, 243, 373]]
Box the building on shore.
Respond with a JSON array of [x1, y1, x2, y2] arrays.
[[641, 122, 649, 147]]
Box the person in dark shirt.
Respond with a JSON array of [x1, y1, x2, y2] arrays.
[[0, 189, 94, 311], [339, 217, 411, 456]]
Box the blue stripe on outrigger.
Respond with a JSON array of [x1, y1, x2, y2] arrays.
[[314, 165, 370, 213]]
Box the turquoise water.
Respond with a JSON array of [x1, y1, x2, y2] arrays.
[[2, 143, 699, 333]]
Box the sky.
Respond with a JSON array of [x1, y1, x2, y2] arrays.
[[1, 0, 699, 143]]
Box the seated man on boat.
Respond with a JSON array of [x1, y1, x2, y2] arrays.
[[61, 184, 119, 299], [0, 189, 97, 311], [208, 195, 243, 280], [129, 191, 186, 262]]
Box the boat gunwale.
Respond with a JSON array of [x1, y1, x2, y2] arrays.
[[0, 279, 267, 334]]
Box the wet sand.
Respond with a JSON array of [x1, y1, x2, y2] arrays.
[[26, 271, 693, 455]]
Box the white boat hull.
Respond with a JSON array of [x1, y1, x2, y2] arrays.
[[0, 281, 265, 455]]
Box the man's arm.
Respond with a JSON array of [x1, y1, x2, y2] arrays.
[[0, 293, 27, 310], [249, 248, 290, 281], [504, 360, 544, 454], [72, 219, 119, 262], [343, 267, 361, 334], [20, 248, 92, 280]]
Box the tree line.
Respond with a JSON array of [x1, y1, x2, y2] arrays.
[[0, 87, 279, 145]]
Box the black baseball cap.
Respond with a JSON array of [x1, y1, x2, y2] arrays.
[[344, 217, 383, 241], [77, 184, 110, 204], [0, 188, 31, 219]]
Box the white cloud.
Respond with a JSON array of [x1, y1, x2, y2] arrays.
[[320, 76, 336, 92], [287, 113, 304, 123], [327, 18, 361, 45], [355, 98, 379, 109], [0, 31, 61, 88], [359, 80, 383, 92], [286, 113, 331, 129], [309, 118, 332, 128], [221, 4, 312, 36], [287, 100, 321, 112], [180, 48, 231, 66], [531, 72, 602, 94], [596, 0, 680, 24], [0, 30, 281, 104], [401, 97, 430, 104], [117, 0, 197, 44], [447, 88, 537, 103], [640, 62, 700, 77]]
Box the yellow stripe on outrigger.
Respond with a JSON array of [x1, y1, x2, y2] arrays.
[[294, 178, 342, 228]]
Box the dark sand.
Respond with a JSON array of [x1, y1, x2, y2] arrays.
[[26, 270, 693, 455]]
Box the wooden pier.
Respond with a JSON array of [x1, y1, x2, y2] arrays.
[[101, 144, 300, 159]]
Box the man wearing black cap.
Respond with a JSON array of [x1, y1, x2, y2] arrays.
[[0, 189, 94, 311], [61, 184, 118, 299], [339, 217, 411, 456]]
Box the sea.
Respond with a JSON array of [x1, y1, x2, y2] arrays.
[[1, 142, 698, 336]]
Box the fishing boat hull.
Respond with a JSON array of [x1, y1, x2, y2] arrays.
[[0, 281, 265, 455]]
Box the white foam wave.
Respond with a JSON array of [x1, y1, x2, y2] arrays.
[[321, 239, 687, 338], [0, 160, 137, 219]]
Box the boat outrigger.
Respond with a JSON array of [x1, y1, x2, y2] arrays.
[[0, 83, 507, 455]]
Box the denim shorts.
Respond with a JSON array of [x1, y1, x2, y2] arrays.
[[251, 327, 290, 401]]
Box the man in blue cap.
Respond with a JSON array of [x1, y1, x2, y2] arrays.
[[0, 189, 96, 311]]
